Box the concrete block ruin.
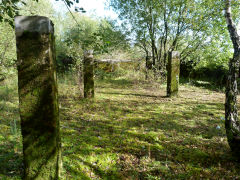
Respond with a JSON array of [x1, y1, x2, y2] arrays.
[[84, 50, 94, 98], [167, 51, 180, 97], [94, 59, 138, 73], [15, 16, 61, 179]]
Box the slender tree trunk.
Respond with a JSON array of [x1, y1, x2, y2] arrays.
[[225, 57, 240, 153], [239, 66, 240, 78], [151, 39, 155, 67], [158, 37, 163, 70], [145, 55, 149, 80], [225, 0, 240, 154], [163, 0, 168, 67]]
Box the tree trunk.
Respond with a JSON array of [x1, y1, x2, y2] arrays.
[[225, 57, 240, 153], [145, 55, 150, 80], [151, 39, 155, 67], [225, 0, 240, 155]]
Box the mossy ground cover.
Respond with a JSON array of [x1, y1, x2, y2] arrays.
[[1, 74, 240, 179]]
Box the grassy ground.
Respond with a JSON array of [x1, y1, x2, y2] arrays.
[[1, 73, 240, 179]]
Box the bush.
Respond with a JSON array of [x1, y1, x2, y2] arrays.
[[189, 65, 228, 86]]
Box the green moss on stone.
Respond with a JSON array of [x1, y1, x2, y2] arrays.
[[167, 51, 180, 97], [16, 30, 61, 179], [83, 53, 94, 98]]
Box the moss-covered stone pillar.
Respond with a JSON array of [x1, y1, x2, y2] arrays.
[[167, 51, 180, 97], [83, 50, 94, 98], [15, 16, 61, 179]]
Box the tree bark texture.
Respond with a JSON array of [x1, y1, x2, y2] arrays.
[[225, 0, 240, 154]]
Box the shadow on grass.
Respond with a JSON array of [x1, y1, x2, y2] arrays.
[[180, 78, 224, 92], [96, 78, 134, 89], [60, 85, 239, 179], [98, 91, 164, 98], [63, 163, 92, 180], [61, 116, 237, 179]]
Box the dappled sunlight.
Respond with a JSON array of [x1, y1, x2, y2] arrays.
[[56, 76, 239, 179]]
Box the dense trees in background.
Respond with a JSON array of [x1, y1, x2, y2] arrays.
[[108, 0, 235, 82], [2, 0, 239, 84], [0, 0, 55, 81], [0, 0, 131, 81], [59, 15, 129, 67], [110, 0, 198, 71]]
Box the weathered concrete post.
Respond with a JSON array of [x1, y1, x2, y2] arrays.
[[83, 50, 94, 98], [167, 51, 180, 97], [15, 16, 61, 179]]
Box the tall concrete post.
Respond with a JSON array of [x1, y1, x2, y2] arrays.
[[15, 16, 61, 179], [167, 51, 180, 97], [83, 50, 94, 98]]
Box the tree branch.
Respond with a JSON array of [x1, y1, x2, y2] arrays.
[[225, 0, 240, 52]]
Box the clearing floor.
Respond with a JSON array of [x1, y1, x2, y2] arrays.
[[1, 76, 240, 179]]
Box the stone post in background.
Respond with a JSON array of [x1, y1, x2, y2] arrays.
[[83, 50, 94, 98], [167, 51, 180, 97], [15, 16, 61, 179]]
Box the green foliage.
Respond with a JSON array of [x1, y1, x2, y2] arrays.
[[19, 0, 55, 18], [97, 19, 130, 52], [108, 0, 239, 82], [0, 0, 58, 80], [0, 0, 78, 26], [61, 15, 129, 56], [56, 14, 130, 72], [0, 0, 131, 81], [0, 0, 26, 26], [61, 14, 99, 59], [0, 21, 16, 81]]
